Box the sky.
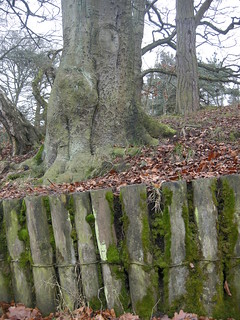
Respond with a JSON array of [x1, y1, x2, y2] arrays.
[[142, 0, 240, 69], [2, 0, 240, 71]]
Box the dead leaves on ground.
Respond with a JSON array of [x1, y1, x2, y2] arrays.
[[0, 303, 235, 320], [0, 105, 239, 199]]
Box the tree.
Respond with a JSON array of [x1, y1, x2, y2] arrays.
[[143, 0, 240, 115], [43, 0, 175, 182], [0, 88, 40, 155]]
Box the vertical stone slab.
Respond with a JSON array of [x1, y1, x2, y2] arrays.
[[73, 192, 100, 307], [192, 178, 220, 314], [220, 174, 240, 313], [49, 194, 79, 311], [90, 189, 127, 314], [25, 196, 56, 315], [162, 181, 188, 304], [0, 201, 12, 301], [120, 184, 157, 319], [2, 199, 33, 307]]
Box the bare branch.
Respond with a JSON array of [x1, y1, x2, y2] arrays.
[[199, 17, 240, 35], [195, 0, 214, 26], [142, 31, 176, 55]]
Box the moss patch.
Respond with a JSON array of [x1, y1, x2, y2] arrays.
[[17, 200, 33, 269], [135, 287, 155, 320], [42, 196, 56, 253], [0, 203, 12, 292], [212, 178, 239, 318], [180, 184, 206, 316]]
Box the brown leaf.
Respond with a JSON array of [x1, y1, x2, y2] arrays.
[[224, 280, 232, 296]]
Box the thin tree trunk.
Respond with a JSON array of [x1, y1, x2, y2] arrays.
[[0, 88, 40, 155]]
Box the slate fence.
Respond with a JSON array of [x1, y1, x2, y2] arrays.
[[0, 174, 240, 319]]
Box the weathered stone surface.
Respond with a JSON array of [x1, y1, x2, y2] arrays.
[[162, 181, 188, 304], [3, 199, 33, 307], [192, 178, 220, 314], [49, 194, 79, 311], [0, 201, 12, 302], [25, 196, 56, 315], [90, 189, 127, 314], [73, 192, 100, 305], [220, 174, 240, 312], [120, 184, 157, 318]]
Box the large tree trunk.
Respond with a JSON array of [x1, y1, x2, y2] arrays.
[[0, 89, 41, 155], [44, 0, 174, 182], [175, 0, 200, 115]]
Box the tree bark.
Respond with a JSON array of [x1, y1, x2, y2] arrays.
[[175, 0, 199, 115], [0, 88, 40, 155], [44, 0, 174, 182]]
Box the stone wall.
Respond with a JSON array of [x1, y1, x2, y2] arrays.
[[0, 174, 240, 319]]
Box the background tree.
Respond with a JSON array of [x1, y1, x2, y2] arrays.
[[0, 1, 61, 154], [143, 0, 240, 114]]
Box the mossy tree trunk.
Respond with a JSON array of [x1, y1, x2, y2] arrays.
[[0, 89, 41, 155], [44, 0, 174, 182]]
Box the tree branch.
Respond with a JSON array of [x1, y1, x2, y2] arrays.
[[141, 31, 176, 55], [195, 0, 214, 26], [199, 18, 240, 35]]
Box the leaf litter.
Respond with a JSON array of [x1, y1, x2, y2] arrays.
[[0, 105, 239, 199]]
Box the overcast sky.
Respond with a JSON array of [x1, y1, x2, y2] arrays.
[[142, 0, 240, 69]]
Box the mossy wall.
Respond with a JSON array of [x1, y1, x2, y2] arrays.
[[1, 174, 240, 319]]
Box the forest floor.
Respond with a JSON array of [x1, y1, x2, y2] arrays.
[[0, 105, 240, 320], [0, 104, 239, 199]]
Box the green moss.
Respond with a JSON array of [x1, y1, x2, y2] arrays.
[[17, 200, 33, 269], [33, 144, 44, 165], [150, 186, 172, 311], [66, 195, 78, 254], [210, 179, 218, 207], [212, 178, 239, 318], [85, 211, 106, 309], [85, 214, 95, 224], [119, 192, 130, 270], [18, 228, 29, 242], [42, 196, 56, 252], [107, 244, 120, 264], [140, 191, 151, 264], [0, 204, 12, 292], [181, 186, 206, 316], [89, 296, 102, 310], [7, 173, 24, 180], [135, 287, 155, 319], [105, 191, 115, 226]]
